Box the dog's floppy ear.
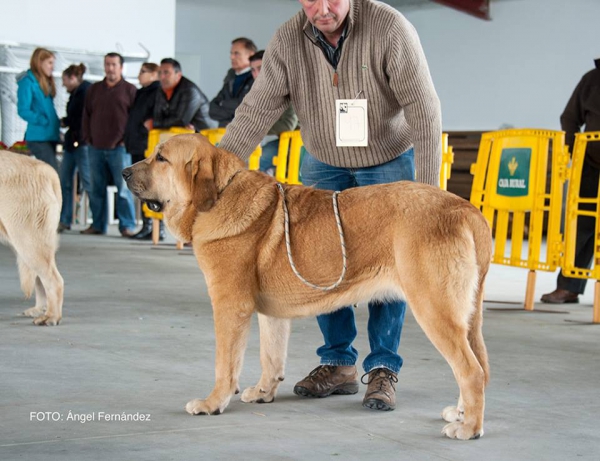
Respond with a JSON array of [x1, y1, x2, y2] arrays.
[[186, 153, 218, 212]]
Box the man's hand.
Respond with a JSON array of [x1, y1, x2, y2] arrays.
[[143, 119, 153, 131]]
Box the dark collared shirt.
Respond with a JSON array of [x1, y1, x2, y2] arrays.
[[312, 21, 349, 69]]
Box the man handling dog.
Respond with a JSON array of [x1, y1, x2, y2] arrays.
[[218, 0, 442, 413]]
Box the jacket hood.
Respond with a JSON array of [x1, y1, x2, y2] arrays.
[[16, 69, 32, 83]]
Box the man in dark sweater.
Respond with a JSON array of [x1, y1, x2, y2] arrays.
[[541, 58, 600, 304], [150, 58, 212, 132], [209, 37, 256, 127], [82, 52, 137, 236]]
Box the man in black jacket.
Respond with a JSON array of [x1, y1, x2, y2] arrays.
[[149, 58, 213, 132], [541, 58, 600, 304], [209, 37, 256, 127]]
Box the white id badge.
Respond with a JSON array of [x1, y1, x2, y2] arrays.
[[336, 99, 368, 147]]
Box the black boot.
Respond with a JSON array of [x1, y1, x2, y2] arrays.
[[159, 220, 166, 241], [131, 216, 153, 240]]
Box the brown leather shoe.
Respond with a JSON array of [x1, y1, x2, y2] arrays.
[[293, 365, 359, 398], [80, 226, 104, 235], [362, 368, 398, 411], [540, 288, 579, 304], [120, 229, 136, 237]]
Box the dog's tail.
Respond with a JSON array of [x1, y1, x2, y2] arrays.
[[17, 257, 37, 299], [467, 208, 492, 387]]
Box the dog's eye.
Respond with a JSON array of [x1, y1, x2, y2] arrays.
[[156, 153, 168, 163]]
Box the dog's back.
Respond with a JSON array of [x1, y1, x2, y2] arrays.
[[0, 151, 64, 325]]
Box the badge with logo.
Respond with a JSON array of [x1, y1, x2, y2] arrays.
[[497, 148, 531, 197]]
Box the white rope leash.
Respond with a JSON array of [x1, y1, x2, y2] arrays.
[[276, 183, 347, 291]]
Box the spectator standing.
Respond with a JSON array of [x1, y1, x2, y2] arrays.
[[124, 62, 162, 240], [541, 58, 600, 304], [209, 38, 256, 127], [81, 52, 137, 236], [218, 0, 442, 411], [150, 58, 213, 132], [58, 64, 93, 232], [16, 47, 60, 170], [249, 50, 298, 174]]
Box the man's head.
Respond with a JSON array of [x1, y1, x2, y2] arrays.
[[104, 52, 124, 84], [299, 0, 350, 38], [230, 37, 257, 73], [160, 58, 183, 90], [249, 50, 265, 80]]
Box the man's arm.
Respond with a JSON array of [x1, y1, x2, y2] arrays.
[[268, 105, 298, 136], [209, 84, 235, 124], [218, 33, 290, 160], [560, 76, 586, 153], [81, 84, 94, 144], [385, 13, 442, 187]]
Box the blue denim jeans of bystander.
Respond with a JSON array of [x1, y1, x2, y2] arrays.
[[59, 145, 93, 227], [87, 146, 136, 233]]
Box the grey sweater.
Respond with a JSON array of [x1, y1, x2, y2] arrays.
[[219, 0, 442, 186]]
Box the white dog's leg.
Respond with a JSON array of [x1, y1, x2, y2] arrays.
[[241, 314, 291, 404], [23, 277, 46, 318]]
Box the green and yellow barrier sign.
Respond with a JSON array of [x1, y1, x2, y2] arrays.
[[497, 148, 531, 197]]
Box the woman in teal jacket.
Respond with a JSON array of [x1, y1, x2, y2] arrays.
[[17, 47, 60, 170]]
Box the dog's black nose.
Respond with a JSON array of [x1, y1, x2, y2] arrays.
[[122, 168, 133, 181]]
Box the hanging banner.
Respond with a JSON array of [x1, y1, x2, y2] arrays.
[[432, 0, 491, 20]]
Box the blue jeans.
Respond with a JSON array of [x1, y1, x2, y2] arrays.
[[259, 139, 279, 173], [88, 146, 136, 233], [28, 141, 58, 171], [300, 149, 415, 374], [59, 146, 93, 227]]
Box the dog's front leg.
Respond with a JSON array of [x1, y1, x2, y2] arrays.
[[186, 301, 253, 415], [241, 314, 291, 404]]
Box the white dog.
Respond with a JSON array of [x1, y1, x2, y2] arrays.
[[0, 151, 64, 325]]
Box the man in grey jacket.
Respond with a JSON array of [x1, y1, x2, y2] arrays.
[[218, 0, 442, 411]]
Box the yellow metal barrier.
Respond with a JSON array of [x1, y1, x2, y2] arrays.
[[440, 133, 454, 191], [273, 131, 454, 189], [200, 128, 262, 170], [469, 129, 570, 310], [562, 131, 600, 322], [274, 130, 304, 184]]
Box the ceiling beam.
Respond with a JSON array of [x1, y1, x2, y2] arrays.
[[431, 0, 491, 20]]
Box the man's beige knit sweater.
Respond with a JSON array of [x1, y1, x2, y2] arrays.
[[219, 0, 442, 186]]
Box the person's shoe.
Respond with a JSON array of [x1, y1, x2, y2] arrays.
[[80, 226, 104, 235], [293, 365, 359, 398], [131, 218, 153, 240], [120, 228, 136, 238], [57, 222, 70, 233], [540, 289, 579, 304], [362, 368, 398, 411]]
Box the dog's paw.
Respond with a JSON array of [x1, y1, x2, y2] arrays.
[[32, 314, 61, 326], [241, 386, 275, 404], [23, 306, 45, 318], [442, 405, 464, 422], [442, 421, 483, 440], [185, 398, 223, 416]]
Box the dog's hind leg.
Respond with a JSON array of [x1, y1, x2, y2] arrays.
[[22, 276, 47, 319], [241, 313, 291, 404], [408, 296, 485, 440], [186, 297, 254, 416]]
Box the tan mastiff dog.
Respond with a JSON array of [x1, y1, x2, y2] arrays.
[[0, 151, 64, 325], [122, 134, 492, 440]]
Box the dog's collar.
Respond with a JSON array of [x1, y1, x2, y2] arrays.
[[218, 169, 243, 196]]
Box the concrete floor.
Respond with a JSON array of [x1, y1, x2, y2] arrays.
[[1, 225, 599, 461]]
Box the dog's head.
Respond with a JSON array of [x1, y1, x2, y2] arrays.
[[122, 133, 245, 215]]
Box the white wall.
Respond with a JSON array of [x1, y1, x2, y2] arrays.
[[176, 0, 600, 131], [405, 0, 600, 130], [0, 0, 176, 68]]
